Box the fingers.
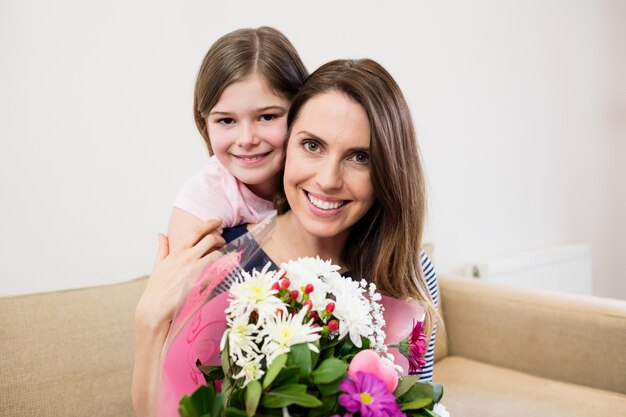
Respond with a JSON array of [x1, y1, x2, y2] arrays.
[[155, 233, 170, 263], [191, 230, 226, 259], [179, 219, 223, 249]]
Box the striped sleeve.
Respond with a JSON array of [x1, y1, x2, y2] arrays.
[[417, 250, 438, 383]]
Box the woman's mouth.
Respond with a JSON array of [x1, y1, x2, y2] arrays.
[[306, 192, 346, 210]]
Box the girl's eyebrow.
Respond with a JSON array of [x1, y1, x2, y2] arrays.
[[209, 105, 287, 116]]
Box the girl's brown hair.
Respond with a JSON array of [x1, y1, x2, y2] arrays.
[[275, 59, 439, 335], [194, 27, 308, 154]]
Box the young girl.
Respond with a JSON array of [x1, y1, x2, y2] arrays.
[[132, 27, 307, 417], [167, 26, 308, 250]]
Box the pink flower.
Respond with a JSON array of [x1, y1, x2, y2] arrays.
[[338, 372, 405, 417], [399, 320, 427, 375], [348, 349, 398, 392]]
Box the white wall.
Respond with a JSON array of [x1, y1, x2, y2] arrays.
[[1, 0, 624, 298]]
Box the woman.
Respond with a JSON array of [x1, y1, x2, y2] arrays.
[[133, 59, 439, 417]]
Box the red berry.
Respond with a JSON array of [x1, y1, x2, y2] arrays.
[[309, 311, 319, 320], [327, 319, 339, 332], [325, 302, 335, 313], [281, 278, 291, 289], [290, 290, 299, 300], [275, 308, 284, 315], [271, 282, 280, 291], [303, 300, 313, 311], [304, 283, 314, 294]]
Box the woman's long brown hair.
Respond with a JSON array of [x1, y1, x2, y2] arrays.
[[274, 59, 441, 337]]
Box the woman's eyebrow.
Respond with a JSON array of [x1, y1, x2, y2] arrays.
[[296, 130, 370, 152], [295, 130, 326, 144]]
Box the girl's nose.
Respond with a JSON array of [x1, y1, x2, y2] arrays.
[[235, 123, 260, 148]]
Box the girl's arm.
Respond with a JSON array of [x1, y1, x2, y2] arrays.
[[167, 207, 216, 252], [132, 220, 225, 417]]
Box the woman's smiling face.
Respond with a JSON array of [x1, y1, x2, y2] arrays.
[[283, 90, 375, 241]]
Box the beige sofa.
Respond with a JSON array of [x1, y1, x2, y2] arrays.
[[1, 275, 625, 417]]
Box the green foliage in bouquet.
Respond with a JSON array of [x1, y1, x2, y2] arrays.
[[180, 337, 443, 417]]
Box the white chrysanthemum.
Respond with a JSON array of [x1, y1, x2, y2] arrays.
[[232, 354, 265, 387], [226, 263, 286, 325], [279, 258, 333, 307], [224, 315, 260, 361], [286, 256, 342, 279], [332, 290, 374, 348], [259, 309, 321, 366], [328, 274, 362, 299]]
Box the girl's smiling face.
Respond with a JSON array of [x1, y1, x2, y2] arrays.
[[283, 90, 375, 241], [206, 74, 290, 200]]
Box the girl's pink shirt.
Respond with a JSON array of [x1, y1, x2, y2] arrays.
[[173, 156, 275, 228]]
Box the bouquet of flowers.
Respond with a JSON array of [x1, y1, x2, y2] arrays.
[[177, 257, 446, 417]]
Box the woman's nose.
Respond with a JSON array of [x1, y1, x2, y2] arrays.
[[235, 123, 260, 148], [315, 160, 343, 190]]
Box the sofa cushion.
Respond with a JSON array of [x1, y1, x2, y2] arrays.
[[439, 276, 626, 394], [434, 356, 626, 417], [0, 277, 147, 417]]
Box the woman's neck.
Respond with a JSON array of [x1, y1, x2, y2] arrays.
[[263, 211, 349, 269]]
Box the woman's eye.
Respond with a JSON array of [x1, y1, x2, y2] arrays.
[[303, 141, 319, 152], [219, 118, 235, 125], [259, 114, 276, 122], [352, 152, 369, 164]]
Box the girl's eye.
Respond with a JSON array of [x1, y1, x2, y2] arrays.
[[259, 114, 276, 122], [352, 152, 370, 165], [303, 140, 320, 152], [219, 118, 235, 125]]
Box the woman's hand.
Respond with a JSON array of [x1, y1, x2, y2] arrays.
[[136, 219, 226, 331]]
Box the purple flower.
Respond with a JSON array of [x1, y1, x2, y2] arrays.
[[338, 372, 406, 417]]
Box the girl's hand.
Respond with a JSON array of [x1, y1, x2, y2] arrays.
[[135, 219, 226, 331]]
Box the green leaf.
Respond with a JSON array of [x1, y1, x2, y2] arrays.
[[224, 407, 248, 417], [197, 363, 226, 382], [286, 343, 312, 378], [178, 395, 195, 417], [311, 358, 347, 384], [261, 384, 322, 408], [263, 354, 288, 389], [212, 393, 226, 417], [398, 382, 442, 406], [229, 387, 245, 409], [245, 380, 262, 417], [393, 375, 421, 398], [178, 385, 216, 417], [308, 393, 339, 417], [316, 378, 342, 396], [400, 397, 433, 411], [221, 341, 232, 378], [338, 338, 354, 356], [272, 366, 300, 387], [309, 340, 321, 369], [431, 383, 444, 403]]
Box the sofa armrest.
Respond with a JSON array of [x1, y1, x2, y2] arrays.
[[438, 275, 626, 395]]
